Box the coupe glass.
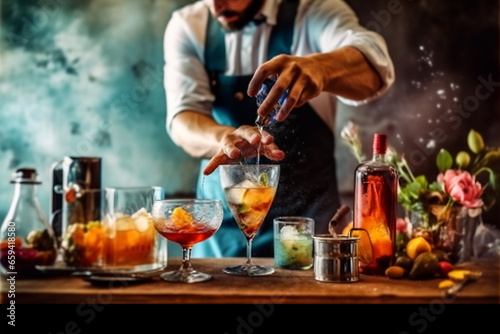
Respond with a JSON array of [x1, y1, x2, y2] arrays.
[[152, 199, 223, 283], [219, 164, 280, 276]]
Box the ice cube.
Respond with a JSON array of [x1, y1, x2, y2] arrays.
[[280, 225, 299, 239], [225, 188, 246, 205], [116, 216, 135, 231], [244, 172, 259, 184], [134, 215, 150, 233], [225, 179, 256, 204], [131, 207, 149, 219], [237, 179, 258, 188], [131, 207, 152, 232]]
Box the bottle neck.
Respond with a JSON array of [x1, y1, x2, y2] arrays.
[[15, 182, 38, 198], [3, 182, 43, 225], [8, 182, 39, 210], [372, 152, 386, 162], [372, 133, 387, 162]]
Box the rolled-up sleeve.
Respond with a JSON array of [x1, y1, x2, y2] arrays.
[[163, 5, 214, 136], [299, 0, 395, 106]]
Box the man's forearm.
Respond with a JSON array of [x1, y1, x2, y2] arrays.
[[170, 111, 234, 159], [317, 46, 383, 101]]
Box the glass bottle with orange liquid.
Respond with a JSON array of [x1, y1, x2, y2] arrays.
[[353, 133, 397, 275]]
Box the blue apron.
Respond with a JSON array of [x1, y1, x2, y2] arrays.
[[193, 0, 341, 258]]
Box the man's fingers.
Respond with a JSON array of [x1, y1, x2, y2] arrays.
[[203, 154, 229, 175], [203, 127, 284, 175], [263, 146, 285, 161]]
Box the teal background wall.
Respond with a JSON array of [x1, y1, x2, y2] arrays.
[[1, 0, 499, 238]]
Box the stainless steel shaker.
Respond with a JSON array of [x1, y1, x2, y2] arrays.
[[51, 157, 102, 238], [313, 234, 360, 282]]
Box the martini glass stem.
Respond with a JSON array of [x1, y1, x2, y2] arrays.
[[245, 238, 254, 266]]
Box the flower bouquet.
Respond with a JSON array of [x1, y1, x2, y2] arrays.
[[341, 122, 500, 263]]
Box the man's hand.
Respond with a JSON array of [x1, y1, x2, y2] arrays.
[[247, 53, 326, 123], [203, 125, 285, 175], [247, 47, 383, 123]]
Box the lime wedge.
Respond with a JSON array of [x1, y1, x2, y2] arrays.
[[258, 172, 269, 186], [238, 203, 250, 213]]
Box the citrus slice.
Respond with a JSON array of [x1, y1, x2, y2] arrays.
[[242, 187, 273, 211], [406, 236, 432, 260], [171, 207, 193, 229], [225, 180, 255, 205], [438, 279, 455, 289], [447, 269, 472, 281]]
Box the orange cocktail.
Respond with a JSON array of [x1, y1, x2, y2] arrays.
[[152, 199, 223, 283], [225, 186, 276, 239], [155, 207, 219, 248], [220, 164, 280, 276], [104, 208, 157, 267]]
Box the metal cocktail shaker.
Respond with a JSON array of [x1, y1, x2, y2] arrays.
[[313, 234, 360, 282], [51, 157, 102, 238]]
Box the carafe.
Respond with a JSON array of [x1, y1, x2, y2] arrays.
[[0, 168, 57, 277]]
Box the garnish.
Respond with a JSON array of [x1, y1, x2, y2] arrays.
[[258, 172, 269, 186]]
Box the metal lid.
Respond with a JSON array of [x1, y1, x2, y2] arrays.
[[10, 168, 41, 184]]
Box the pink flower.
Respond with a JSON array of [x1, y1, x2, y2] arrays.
[[396, 217, 412, 239], [396, 217, 409, 233], [437, 170, 484, 208]]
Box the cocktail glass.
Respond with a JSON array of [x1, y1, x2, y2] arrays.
[[102, 187, 167, 269], [219, 164, 280, 276], [152, 199, 223, 283]]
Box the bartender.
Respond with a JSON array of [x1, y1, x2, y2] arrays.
[[163, 0, 395, 257]]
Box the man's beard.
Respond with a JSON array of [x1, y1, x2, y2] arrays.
[[218, 0, 265, 31]]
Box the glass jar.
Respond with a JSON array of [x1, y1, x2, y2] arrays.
[[0, 168, 57, 277]]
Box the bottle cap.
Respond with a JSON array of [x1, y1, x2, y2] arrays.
[[11, 168, 41, 184], [372, 133, 387, 154]]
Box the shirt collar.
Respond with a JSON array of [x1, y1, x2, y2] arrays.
[[255, 0, 280, 26]]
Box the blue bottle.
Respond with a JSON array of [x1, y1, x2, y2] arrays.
[[255, 78, 288, 127]]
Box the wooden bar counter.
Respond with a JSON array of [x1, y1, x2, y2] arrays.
[[1, 257, 498, 304]]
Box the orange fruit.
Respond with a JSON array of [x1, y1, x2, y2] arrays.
[[71, 224, 86, 245], [405, 236, 432, 260]]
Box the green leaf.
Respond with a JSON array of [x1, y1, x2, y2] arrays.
[[429, 181, 443, 192], [414, 175, 429, 188], [436, 149, 453, 173], [405, 183, 422, 200], [489, 171, 498, 191]]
